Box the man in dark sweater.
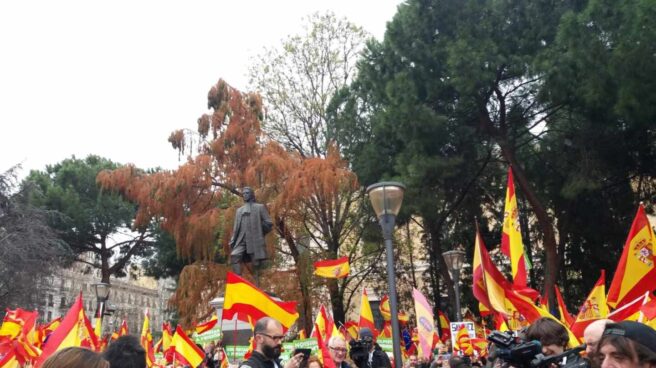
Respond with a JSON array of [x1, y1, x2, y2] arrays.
[[240, 317, 304, 368]]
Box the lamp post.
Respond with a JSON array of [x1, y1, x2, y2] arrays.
[[442, 249, 465, 321], [93, 282, 111, 335], [367, 182, 405, 368]]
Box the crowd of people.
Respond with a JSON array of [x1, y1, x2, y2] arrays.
[[36, 316, 656, 368]]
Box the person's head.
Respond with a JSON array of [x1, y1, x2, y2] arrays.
[[448, 355, 472, 368], [598, 321, 656, 368], [359, 327, 375, 352], [526, 317, 569, 356], [254, 317, 284, 360], [103, 334, 147, 368], [407, 354, 419, 367], [42, 347, 109, 368], [307, 355, 324, 368], [585, 319, 613, 356], [328, 335, 348, 364], [243, 187, 255, 202]]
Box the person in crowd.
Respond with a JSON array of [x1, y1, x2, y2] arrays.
[[349, 327, 392, 368], [448, 356, 472, 368], [240, 317, 304, 368], [526, 317, 569, 357], [103, 334, 147, 368], [307, 356, 324, 368], [328, 335, 351, 368], [584, 319, 613, 367], [42, 346, 109, 368], [598, 321, 656, 368], [405, 354, 419, 368]]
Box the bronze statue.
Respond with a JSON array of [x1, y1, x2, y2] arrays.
[[229, 187, 273, 275]]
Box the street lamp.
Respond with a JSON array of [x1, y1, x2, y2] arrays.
[[442, 249, 466, 321], [94, 282, 111, 335], [367, 181, 405, 368]]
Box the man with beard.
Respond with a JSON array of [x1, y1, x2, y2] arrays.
[[240, 317, 304, 368]]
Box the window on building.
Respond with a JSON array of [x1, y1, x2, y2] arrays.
[[47, 294, 53, 307], [47, 311, 52, 321], [60, 297, 66, 308]]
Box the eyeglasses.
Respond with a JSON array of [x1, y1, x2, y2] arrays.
[[329, 346, 347, 353], [257, 333, 285, 341]]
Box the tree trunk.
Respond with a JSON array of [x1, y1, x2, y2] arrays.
[[327, 279, 346, 325]]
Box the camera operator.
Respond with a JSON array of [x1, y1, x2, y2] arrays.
[[349, 328, 392, 368], [526, 318, 569, 357]]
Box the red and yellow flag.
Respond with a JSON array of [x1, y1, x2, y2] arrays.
[[358, 287, 376, 335], [0, 308, 41, 365], [223, 272, 299, 331], [554, 286, 575, 327], [454, 326, 473, 355], [118, 320, 129, 336], [608, 204, 656, 308], [35, 294, 98, 367], [141, 310, 156, 367], [608, 293, 652, 322], [310, 305, 335, 343], [169, 325, 204, 368], [195, 314, 218, 335], [379, 295, 392, 321], [501, 167, 528, 287], [343, 320, 359, 339], [570, 271, 609, 338], [35, 317, 61, 349], [437, 310, 450, 341], [313, 257, 350, 279]]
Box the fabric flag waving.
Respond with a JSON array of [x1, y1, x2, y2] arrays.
[[454, 326, 473, 355], [554, 286, 575, 327], [608, 204, 656, 308], [379, 295, 392, 321], [141, 310, 156, 367], [310, 305, 335, 343], [223, 272, 299, 331], [313, 257, 350, 279], [412, 288, 435, 359], [195, 315, 218, 335], [358, 287, 376, 334], [437, 310, 450, 341], [35, 293, 98, 367], [0, 308, 41, 365], [570, 271, 609, 337], [118, 320, 129, 337], [170, 325, 205, 368], [501, 167, 528, 287]]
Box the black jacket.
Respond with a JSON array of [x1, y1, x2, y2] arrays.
[[239, 351, 282, 368]]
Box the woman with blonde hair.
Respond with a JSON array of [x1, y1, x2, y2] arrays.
[[41, 346, 109, 368]]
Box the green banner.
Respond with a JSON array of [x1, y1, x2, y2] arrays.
[[192, 327, 223, 345], [376, 338, 393, 353], [226, 345, 251, 361]]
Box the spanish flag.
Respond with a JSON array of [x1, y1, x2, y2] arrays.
[[0, 308, 41, 365], [379, 295, 392, 321], [141, 310, 156, 367], [607, 204, 656, 308], [118, 320, 129, 336], [437, 310, 450, 341], [170, 325, 204, 368], [310, 305, 334, 342], [570, 271, 609, 338], [554, 286, 575, 327], [35, 294, 98, 367], [608, 293, 651, 322], [358, 287, 376, 334], [195, 314, 218, 335], [313, 257, 350, 279], [223, 272, 299, 331], [454, 326, 473, 355], [501, 167, 528, 287]]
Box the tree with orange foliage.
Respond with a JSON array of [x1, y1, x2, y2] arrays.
[[99, 79, 372, 331]]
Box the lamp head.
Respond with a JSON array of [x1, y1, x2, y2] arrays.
[[94, 282, 111, 301], [366, 182, 406, 219], [442, 249, 466, 271]]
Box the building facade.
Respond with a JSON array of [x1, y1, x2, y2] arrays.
[[38, 259, 176, 336]]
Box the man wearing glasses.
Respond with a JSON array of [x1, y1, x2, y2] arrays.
[[241, 317, 304, 368], [328, 336, 350, 368]]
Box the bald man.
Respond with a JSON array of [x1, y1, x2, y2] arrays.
[[584, 319, 613, 362]]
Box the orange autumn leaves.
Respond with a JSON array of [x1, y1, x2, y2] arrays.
[[97, 78, 357, 270]]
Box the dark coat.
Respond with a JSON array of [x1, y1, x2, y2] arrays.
[[229, 202, 273, 262]]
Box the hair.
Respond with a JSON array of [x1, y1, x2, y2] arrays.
[[42, 347, 109, 368], [103, 335, 147, 368], [448, 355, 472, 368], [599, 334, 656, 366], [254, 317, 280, 335], [328, 335, 346, 347], [526, 317, 569, 348], [307, 355, 324, 368]]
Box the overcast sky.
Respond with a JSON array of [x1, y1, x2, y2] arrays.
[[0, 0, 402, 176]]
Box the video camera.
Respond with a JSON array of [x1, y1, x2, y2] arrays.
[[487, 331, 589, 368], [349, 337, 373, 368]]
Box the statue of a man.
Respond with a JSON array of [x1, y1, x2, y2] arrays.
[[229, 187, 273, 275]]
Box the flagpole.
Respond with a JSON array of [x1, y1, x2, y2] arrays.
[[233, 316, 238, 361]]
